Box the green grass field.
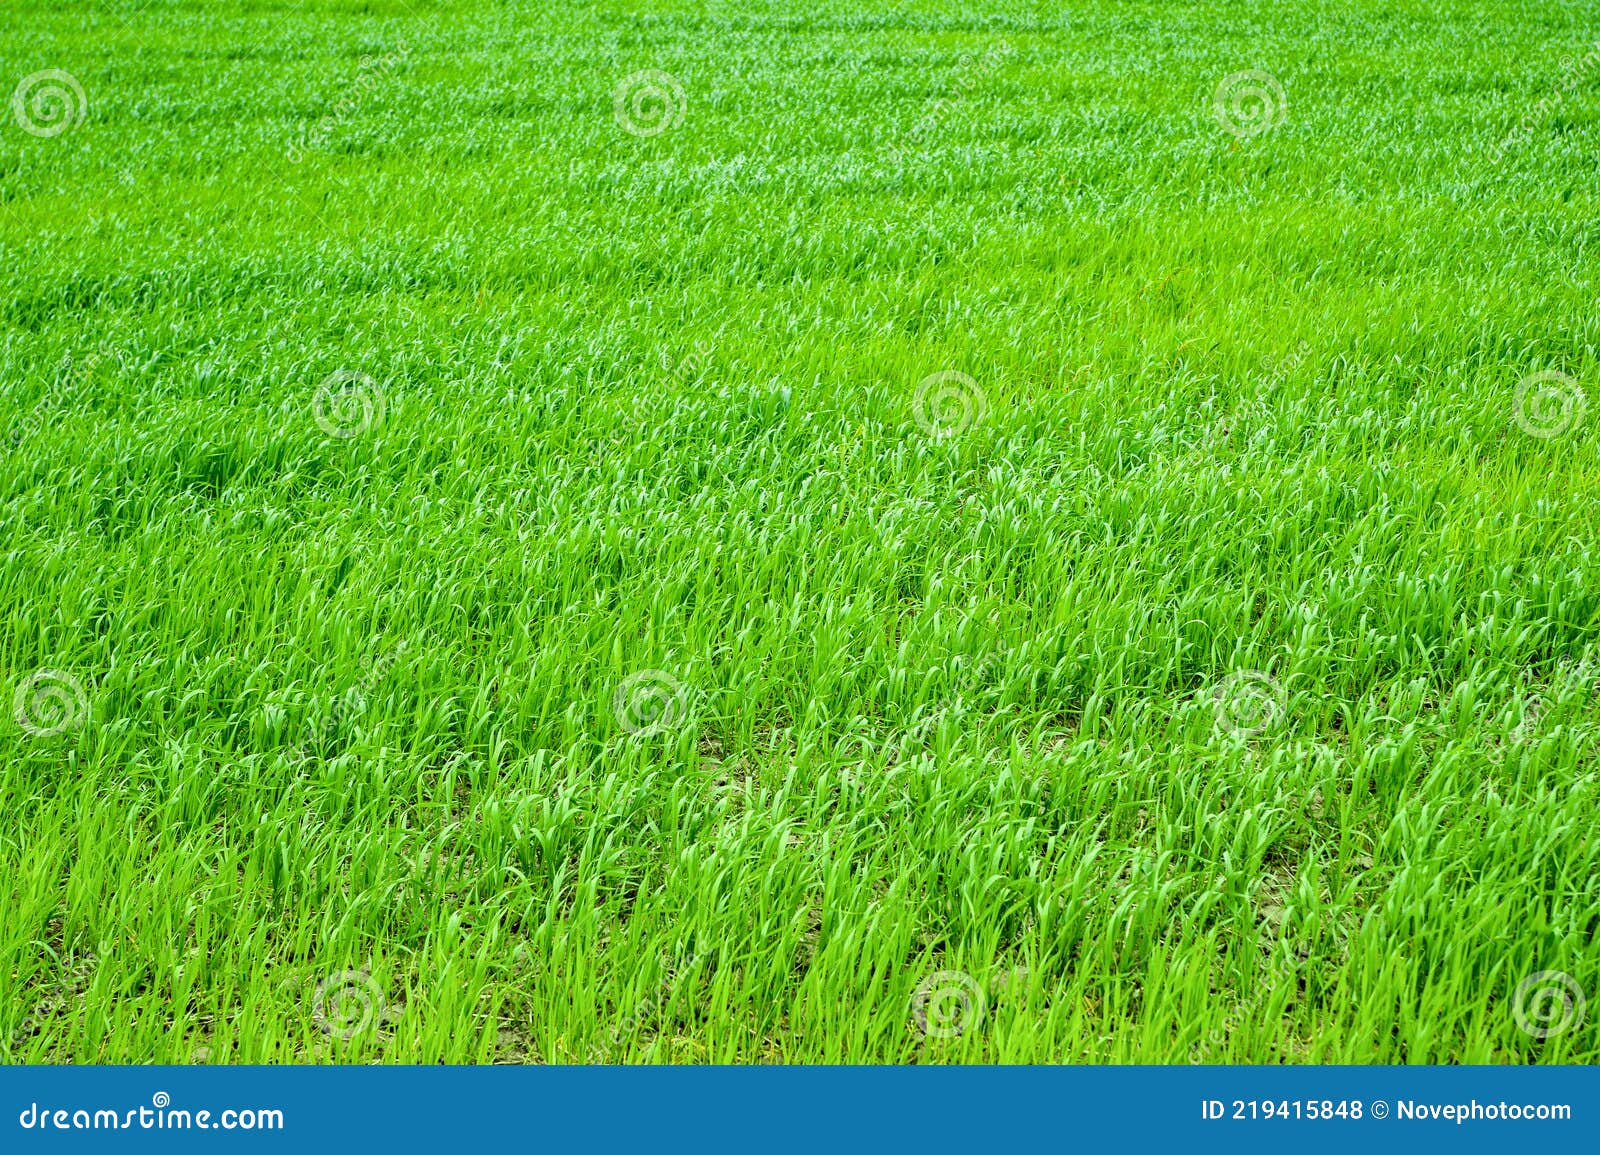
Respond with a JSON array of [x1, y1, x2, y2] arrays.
[[3, 0, 1598, 1064]]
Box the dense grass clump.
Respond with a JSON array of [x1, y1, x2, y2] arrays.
[[2, 0, 1597, 1063]]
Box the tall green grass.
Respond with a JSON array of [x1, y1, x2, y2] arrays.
[[1, 0, 1596, 1062]]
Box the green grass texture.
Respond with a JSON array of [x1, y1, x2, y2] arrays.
[[2, 0, 1597, 1063]]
